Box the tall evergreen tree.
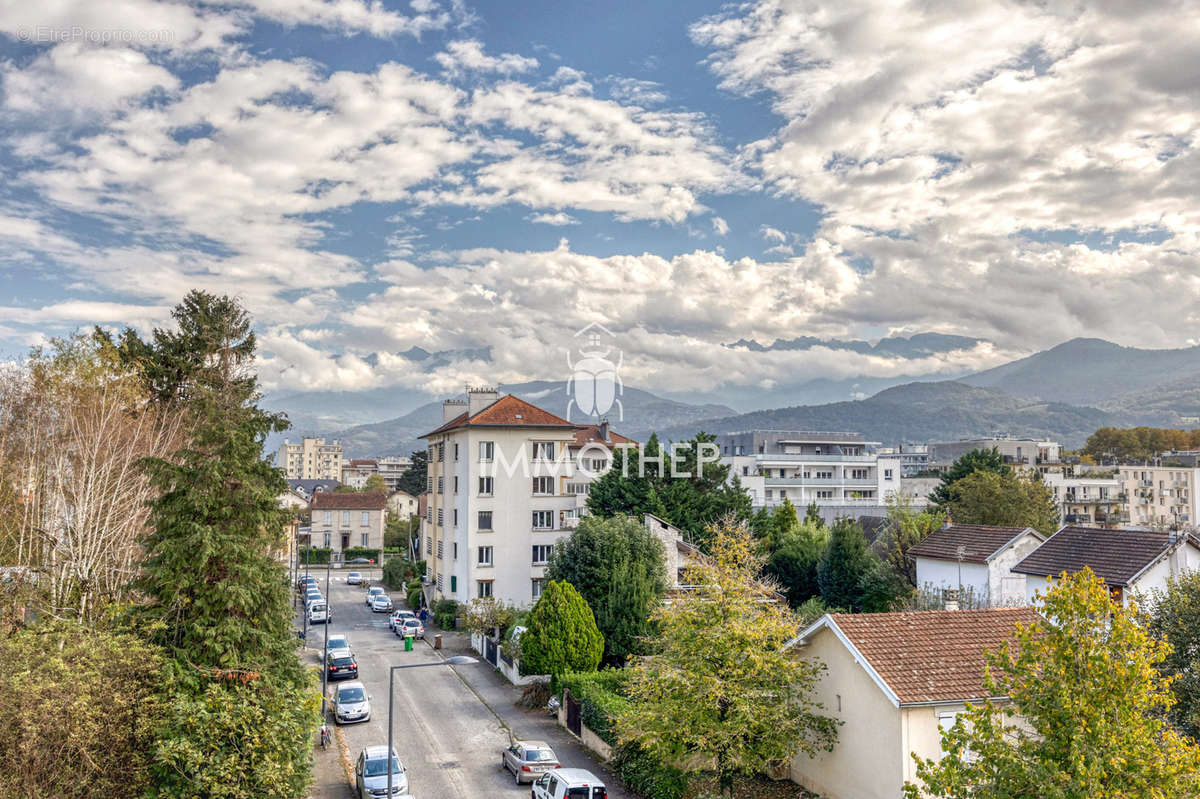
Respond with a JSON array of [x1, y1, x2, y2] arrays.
[[928, 447, 1009, 506], [816, 518, 874, 611], [394, 449, 428, 497], [520, 580, 604, 677]]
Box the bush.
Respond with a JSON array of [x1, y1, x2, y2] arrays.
[[405, 579, 423, 610], [342, 547, 380, 562], [520, 580, 603, 677], [381, 557, 407, 590], [299, 547, 331, 565], [612, 742, 687, 799], [559, 670, 630, 746], [432, 599, 459, 629]]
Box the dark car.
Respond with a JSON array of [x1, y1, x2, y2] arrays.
[[347, 557, 373, 564], [326, 647, 358, 681]]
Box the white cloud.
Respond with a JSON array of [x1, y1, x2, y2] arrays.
[[607, 76, 668, 106], [759, 225, 787, 243], [527, 212, 578, 226], [3, 42, 179, 117], [711, 216, 729, 236], [434, 40, 538, 77]]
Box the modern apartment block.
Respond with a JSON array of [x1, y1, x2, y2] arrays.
[[308, 492, 387, 555], [276, 436, 343, 481], [928, 436, 1061, 468], [1120, 465, 1200, 528], [717, 431, 901, 522], [1035, 461, 1126, 527], [420, 388, 632, 608]]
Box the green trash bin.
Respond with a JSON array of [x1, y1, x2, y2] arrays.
[[404, 634, 413, 652]]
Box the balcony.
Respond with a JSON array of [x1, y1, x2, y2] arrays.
[[754, 453, 877, 464], [1064, 514, 1092, 524]]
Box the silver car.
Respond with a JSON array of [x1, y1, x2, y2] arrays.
[[355, 745, 407, 797], [365, 586, 384, 606], [334, 681, 370, 725], [370, 593, 393, 613], [502, 739, 560, 784], [346, 571, 363, 585]]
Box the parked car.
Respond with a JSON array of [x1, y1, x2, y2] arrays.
[[347, 556, 373, 564], [346, 571, 363, 585], [307, 601, 330, 624], [334, 681, 370, 725], [326, 633, 350, 652], [326, 648, 358, 681], [389, 610, 416, 631], [502, 740, 560, 784], [306, 591, 324, 606], [366, 586, 385, 606], [371, 593, 393, 613], [396, 618, 424, 638], [531, 769, 606, 799], [355, 745, 407, 798]]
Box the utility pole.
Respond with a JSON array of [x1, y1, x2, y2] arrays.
[[320, 554, 332, 720]]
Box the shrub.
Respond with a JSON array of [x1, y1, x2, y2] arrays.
[[298, 547, 331, 565], [613, 742, 687, 799], [342, 547, 380, 562], [405, 578, 423, 610], [381, 557, 407, 590], [432, 599, 459, 629], [559, 670, 630, 746], [520, 580, 603, 677]]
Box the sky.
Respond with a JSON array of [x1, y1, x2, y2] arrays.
[[0, 0, 1198, 408]]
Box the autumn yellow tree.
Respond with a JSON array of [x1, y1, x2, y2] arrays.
[[906, 568, 1200, 799]]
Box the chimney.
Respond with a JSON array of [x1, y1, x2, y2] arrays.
[[442, 398, 467, 423], [468, 386, 500, 416], [943, 588, 960, 611], [599, 419, 609, 441]]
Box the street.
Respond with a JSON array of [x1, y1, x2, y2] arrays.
[[298, 569, 629, 797]]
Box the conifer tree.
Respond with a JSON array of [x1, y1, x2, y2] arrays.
[[520, 580, 604, 677]]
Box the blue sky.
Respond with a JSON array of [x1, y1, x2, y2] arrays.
[[0, 0, 1197, 408]]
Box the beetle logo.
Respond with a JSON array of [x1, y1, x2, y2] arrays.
[[566, 322, 623, 422]]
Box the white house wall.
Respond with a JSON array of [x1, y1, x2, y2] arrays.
[[986, 533, 1043, 606], [915, 558, 990, 603]]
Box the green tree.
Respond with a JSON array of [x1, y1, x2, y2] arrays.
[[944, 470, 1059, 536], [1147, 572, 1200, 740], [394, 449, 428, 497], [929, 447, 1009, 506], [586, 435, 669, 521], [804, 501, 825, 528], [363, 473, 388, 494], [546, 515, 668, 664], [332, 483, 358, 493], [384, 513, 419, 552], [906, 569, 1200, 799], [0, 620, 167, 799], [763, 520, 827, 607], [751, 497, 800, 552], [617, 519, 838, 798], [520, 580, 604, 677], [118, 292, 315, 798], [816, 518, 875, 611], [876, 494, 946, 587]]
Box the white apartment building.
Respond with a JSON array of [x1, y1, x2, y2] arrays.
[[928, 436, 1060, 468], [1036, 463, 1126, 527], [1121, 465, 1200, 528], [377, 456, 412, 493], [276, 437, 343, 481], [341, 459, 377, 489], [421, 389, 631, 608], [716, 431, 901, 523]]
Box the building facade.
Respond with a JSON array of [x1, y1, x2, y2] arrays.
[[928, 436, 1060, 469], [309, 493, 387, 555], [421, 389, 631, 608], [276, 437, 343, 481], [716, 430, 901, 522], [1120, 465, 1200, 528]]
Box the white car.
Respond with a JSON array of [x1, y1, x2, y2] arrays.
[[531, 768, 606, 799], [307, 601, 330, 624], [326, 633, 350, 653], [395, 618, 424, 638], [346, 571, 363, 585], [371, 593, 393, 613], [366, 586, 385, 606], [389, 610, 416, 631]]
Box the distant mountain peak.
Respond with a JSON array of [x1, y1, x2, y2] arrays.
[[726, 331, 986, 358]]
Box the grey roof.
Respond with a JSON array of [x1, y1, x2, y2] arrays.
[[1011, 526, 1191, 586]]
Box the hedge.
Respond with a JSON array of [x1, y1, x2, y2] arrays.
[[612, 742, 687, 799], [432, 599, 459, 629], [342, 547, 380, 562], [298, 547, 331, 565]]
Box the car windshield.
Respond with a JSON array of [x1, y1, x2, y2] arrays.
[[338, 686, 365, 703], [404, 620, 419, 627], [310, 604, 326, 612], [525, 749, 556, 761], [363, 757, 403, 777], [368, 587, 382, 594], [332, 656, 354, 666]]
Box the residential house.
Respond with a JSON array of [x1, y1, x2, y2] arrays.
[[276, 437, 343, 480], [909, 524, 1045, 607], [341, 458, 378, 489], [421, 388, 632, 607], [643, 513, 702, 588], [717, 431, 901, 523], [388, 490, 419, 520], [376, 455, 412, 493], [1033, 460, 1125, 527], [309, 492, 387, 556], [1119, 465, 1200, 528], [286, 478, 339, 501], [278, 491, 309, 511], [1012, 525, 1200, 605], [787, 607, 1039, 799]]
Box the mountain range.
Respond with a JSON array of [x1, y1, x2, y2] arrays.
[[278, 337, 1200, 457]]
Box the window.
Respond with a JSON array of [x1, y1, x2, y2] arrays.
[[454, 443, 459, 461], [765, 489, 773, 499], [478, 546, 493, 566], [450, 575, 457, 593], [437, 476, 443, 494], [453, 542, 458, 559], [589, 458, 607, 471], [453, 509, 458, 526], [884, 469, 893, 479], [323, 511, 332, 524], [480, 441, 494, 462], [436, 574, 443, 592], [361, 533, 369, 547], [437, 540, 443, 559], [533, 441, 556, 460], [477, 580, 493, 598], [532, 579, 545, 600], [426, 507, 432, 523], [437, 508, 443, 526], [426, 536, 432, 555], [324, 533, 331, 547], [361, 511, 370, 526], [478, 511, 493, 530], [565, 482, 589, 495], [532, 510, 553, 529], [479, 476, 493, 495], [341, 510, 350, 527], [742, 466, 749, 476], [532, 544, 553, 564], [816, 490, 833, 499], [532, 476, 554, 494], [453, 476, 459, 493], [426, 475, 432, 494], [815, 470, 833, 480], [437, 443, 444, 462], [851, 469, 869, 480]]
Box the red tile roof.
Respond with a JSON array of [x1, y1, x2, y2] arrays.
[[817, 607, 1040, 705], [570, 423, 634, 449], [310, 493, 387, 510], [909, 524, 1040, 564], [423, 394, 577, 436]]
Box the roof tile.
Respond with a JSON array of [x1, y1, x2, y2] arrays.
[[909, 524, 1038, 564], [1011, 526, 1184, 586], [310, 493, 387, 510]]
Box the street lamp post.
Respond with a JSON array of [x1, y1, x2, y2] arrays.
[[319, 555, 332, 720], [386, 656, 477, 796], [302, 546, 311, 641]]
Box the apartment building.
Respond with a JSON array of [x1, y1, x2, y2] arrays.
[[421, 388, 632, 607], [276, 437, 343, 481], [1121, 465, 1200, 528], [376, 456, 412, 492], [309, 492, 387, 555], [341, 459, 377, 489], [1036, 462, 1126, 527], [717, 431, 901, 522]]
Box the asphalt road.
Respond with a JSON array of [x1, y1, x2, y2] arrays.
[[299, 570, 557, 797]]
